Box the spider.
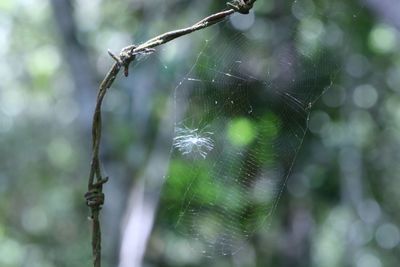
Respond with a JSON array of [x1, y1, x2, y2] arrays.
[[173, 126, 214, 159], [227, 0, 256, 14]]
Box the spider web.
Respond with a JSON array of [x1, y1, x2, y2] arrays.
[[158, 18, 339, 257]]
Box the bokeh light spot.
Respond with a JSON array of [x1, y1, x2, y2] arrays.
[[46, 138, 74, 168], [355, 251, 382, 267], [291, 0, 315, 20], [368, 24, 398, 54], [375, 223, 400, 249], [322, 85, 346, 107], [353, 84, 378, 109], [0, 238, 24, 266], [298, 17, 324, 55], [230, 11, 255, 31], [309, 110, 330, 134], [227, 117, 256, 147], [21, 206, 49, 234]]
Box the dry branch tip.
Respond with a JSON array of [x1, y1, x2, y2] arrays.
[[108, 50, 122, 66]]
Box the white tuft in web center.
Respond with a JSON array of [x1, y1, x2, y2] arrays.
[[173, 126, 214, 159]]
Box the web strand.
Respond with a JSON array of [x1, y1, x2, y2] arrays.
[[159, 22, 339, 257]]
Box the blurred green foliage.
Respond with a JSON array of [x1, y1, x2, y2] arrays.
[[0, 0, 399, 267]]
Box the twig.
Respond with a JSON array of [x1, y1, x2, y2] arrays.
[[85, 1, 256, 267]]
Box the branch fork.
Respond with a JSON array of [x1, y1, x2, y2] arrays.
[[108, 47, 156, 77]]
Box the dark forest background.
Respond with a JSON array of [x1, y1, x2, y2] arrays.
[[0, 0, 399, 267]]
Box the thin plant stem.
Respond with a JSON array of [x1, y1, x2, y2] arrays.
[[85, 1, 256, 267]]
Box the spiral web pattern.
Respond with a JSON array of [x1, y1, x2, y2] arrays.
[[158, 23, 338, 257]]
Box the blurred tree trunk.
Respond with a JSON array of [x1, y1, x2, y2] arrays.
[[50, 0, 96, 127], [281, 206, 313, 267], [50, 0, 124, 264], [118, 101, 173, 267]]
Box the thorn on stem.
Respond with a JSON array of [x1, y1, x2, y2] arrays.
[[95, 176, 109, 187], [124, 66, 129, 77], [108, 50, 123, 66]]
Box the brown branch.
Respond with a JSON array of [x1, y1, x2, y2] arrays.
[[85, 1, 256, 267]]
